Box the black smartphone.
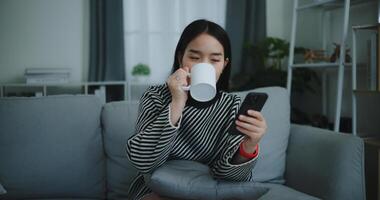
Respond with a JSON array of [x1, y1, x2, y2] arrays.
[[228, 92, 268, 135]]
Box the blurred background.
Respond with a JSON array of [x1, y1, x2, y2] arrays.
[[0, 0, 379, 135]]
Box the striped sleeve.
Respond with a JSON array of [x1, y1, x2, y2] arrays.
[[210, 95, 258, 181], [126, 86, 181, 174]]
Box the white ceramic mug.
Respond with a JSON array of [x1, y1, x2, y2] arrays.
[[182, 63, 216, 102]]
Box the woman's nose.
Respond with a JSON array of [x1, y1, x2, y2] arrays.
[[200, 58, 211, 64]]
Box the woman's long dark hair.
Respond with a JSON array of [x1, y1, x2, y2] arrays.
[[171, 19, 232, 92]]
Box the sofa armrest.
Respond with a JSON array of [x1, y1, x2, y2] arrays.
[[285, 124, 365, 200]]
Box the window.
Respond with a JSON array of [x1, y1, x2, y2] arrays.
[[123, 0, 226, 84]]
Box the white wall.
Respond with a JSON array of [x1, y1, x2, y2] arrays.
[[267, 0, 324, 49], [266, 0, 293, 42], [0, 0, 89, 83]]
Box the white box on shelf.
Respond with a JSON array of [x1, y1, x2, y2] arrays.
[[25, 68, 71, 75], [25, 68, 71, 84]]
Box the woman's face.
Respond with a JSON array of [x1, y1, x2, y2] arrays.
[[180, 33, 228, 81]]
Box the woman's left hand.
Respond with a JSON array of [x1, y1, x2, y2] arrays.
[[235, 110, 267, 153]]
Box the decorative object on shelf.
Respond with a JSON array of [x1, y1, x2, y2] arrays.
[[330, 42, 351, 63], [303, 49, 330, 63], [131, 63, 150, 82]]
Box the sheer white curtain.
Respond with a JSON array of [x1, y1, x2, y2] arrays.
[[123, 0, 227, 84]]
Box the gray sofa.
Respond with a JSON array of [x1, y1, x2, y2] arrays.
[[0, 87, 365, 200]]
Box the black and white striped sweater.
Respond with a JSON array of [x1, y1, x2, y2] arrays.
[[126, 84, 257, 199]]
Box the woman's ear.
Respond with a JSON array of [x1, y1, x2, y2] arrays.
[[224, 57, 229, 67]]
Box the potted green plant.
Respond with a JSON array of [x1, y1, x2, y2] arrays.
[[132, 63, 150, 82], [230, 37, 323, 127], [232, 37, 319, 94]]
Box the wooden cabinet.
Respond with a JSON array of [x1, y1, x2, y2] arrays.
[[364, 138, 380, 200]]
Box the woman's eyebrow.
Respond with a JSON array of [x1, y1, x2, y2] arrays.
[[211, 53, 223, 56], [188, 49, 201, 54], [189, 49, 222, 56]]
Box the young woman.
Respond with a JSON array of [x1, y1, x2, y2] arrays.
[[126, 19, 267, 200]]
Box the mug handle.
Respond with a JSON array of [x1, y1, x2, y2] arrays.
[[181, 72, 191, 91], [181, 86, 191, 91]]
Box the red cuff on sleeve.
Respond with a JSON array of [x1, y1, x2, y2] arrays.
[[239, 142, 259, 159]]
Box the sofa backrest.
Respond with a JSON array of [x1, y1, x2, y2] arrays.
[[0, 95, 106, 199], [101, 101, 140, 199], [233, 87, 290, 183]]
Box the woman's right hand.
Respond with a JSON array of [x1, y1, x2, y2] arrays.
[[167, 67, 190, 106], [167, 67, 190, 126]]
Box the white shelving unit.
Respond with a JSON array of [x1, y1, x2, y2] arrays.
[[287, 0, 351, 132], [0, 81, 124, 94], [0, 81, 128, 103], [0, 81, 114, 101], [0, 81, 152, 103], [352, 24, 380, 136]]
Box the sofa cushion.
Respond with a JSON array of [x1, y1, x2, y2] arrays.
[[102, 101, 140, 199], [233, 87, 290, 183], [0, 95, 105, 199], [257, 183, 320, 200], [147, 160, 269, 200], [286, 124, 365, 200]]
